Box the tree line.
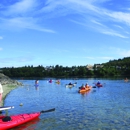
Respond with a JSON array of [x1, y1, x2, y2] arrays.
[[1, 57, 130, 78]]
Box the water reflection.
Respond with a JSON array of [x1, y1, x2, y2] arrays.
[[11, 118, 40, 130]]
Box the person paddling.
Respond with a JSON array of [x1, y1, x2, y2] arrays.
[[97, 81, 101, 85], [68, 82, 72, 85], [35, 80, 39, 90], [35, 80, 39, 84], [85, 83, 89, 88], [124, 77, 128, 82], [80, 84, 85, 90]]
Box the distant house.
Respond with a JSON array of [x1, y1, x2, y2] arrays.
[[116, 66, 121, 69], [86, 65, 94, 70], [45, 66, 54, 71], [95, 64, 104, 68]]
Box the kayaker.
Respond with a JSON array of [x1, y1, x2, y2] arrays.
[[0, 82, 3, 106], [35, 80, 39, 84], [49, 79, 52, 83], [124, 77, 128, 82], [57, 80, 60, 83], [97, 81, 101, 85], [69, 82, 72, 85], [35, 80, 39, 90], [85, 83, 89, 88], [80, 84, 85, 90]]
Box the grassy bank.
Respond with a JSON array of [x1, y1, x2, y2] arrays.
[[2, 84, 18, 106]]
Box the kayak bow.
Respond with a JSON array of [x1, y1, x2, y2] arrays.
[[0, 108, 55, 130]]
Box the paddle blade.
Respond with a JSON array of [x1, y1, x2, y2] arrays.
[[40, 108, 55, 113]]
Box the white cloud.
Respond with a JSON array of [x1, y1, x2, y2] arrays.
[[91, 20, 129, 38], [97, 56, 114, 60], [117, 49, 130, 57], [0, 56, 34, 63], [107, 47, 130, 58], [6, 0, 37, 15], [0, 0, 130, 36], [91, 20, 104, 26], [72, 56, 113, 60], [102, 31, 128, 38], [106, 12, 130, 26], [0, 0, 55, 33], [9, 17, 55, 33], [0, 36, 3, 39]]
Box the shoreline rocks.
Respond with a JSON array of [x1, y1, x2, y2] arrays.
[[0, 73, 23, 86], [0, 73, 23, 106]]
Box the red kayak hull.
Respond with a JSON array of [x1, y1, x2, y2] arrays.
[[96, 84, 103, 87], [0, 112, 40, 130]]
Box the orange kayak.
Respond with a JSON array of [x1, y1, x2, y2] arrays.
[[78, 86, 92, 93]]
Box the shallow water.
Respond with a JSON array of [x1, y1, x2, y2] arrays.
[[3, 78, 130, 130]]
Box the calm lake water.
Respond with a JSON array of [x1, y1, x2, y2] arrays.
[[3, 78, 130, 130]]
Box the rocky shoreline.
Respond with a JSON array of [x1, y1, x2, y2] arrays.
[[0, 73, 23, 105]]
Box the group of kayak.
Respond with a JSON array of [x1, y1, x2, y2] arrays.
[[37, 79, 103, 94], [78, 81, 103, 93], [65, 80, 103, 93], [48, 79, 61, 84], [48, 79, 103, 93]]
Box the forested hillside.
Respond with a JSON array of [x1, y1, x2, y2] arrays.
[[102, 57, 130, 76], [1, 57, 130, 78]]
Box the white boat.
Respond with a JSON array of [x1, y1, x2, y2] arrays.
[[66, 84, 74, 88], [66, 82, 77, 88]]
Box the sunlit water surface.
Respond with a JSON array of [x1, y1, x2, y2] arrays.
[[3, 78, 130, 130]]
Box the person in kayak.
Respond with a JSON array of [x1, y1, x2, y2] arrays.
[[85, 83, 90, 89], [68, 82, 73, 85], [35, 80, 39, 90], [49, 79, 52, 83], [35, 80, 39, 84], [96, 81, 103, 87], [0, 82, 3, 106], [80, 84, 85, 90], [97, 81, 101, 85], [124, 77, 128, 82]]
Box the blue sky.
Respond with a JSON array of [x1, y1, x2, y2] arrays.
[[0, 0, 130, 68]]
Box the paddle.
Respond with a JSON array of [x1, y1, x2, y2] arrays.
[[40, 108, 55, 113], [0, 106, 14, 111], [79, 85, 96, 89]]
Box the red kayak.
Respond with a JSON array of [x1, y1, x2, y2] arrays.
[[96, 84, 103, 87], [0, 112, 40, 130], [0, 108, 55, 130]]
